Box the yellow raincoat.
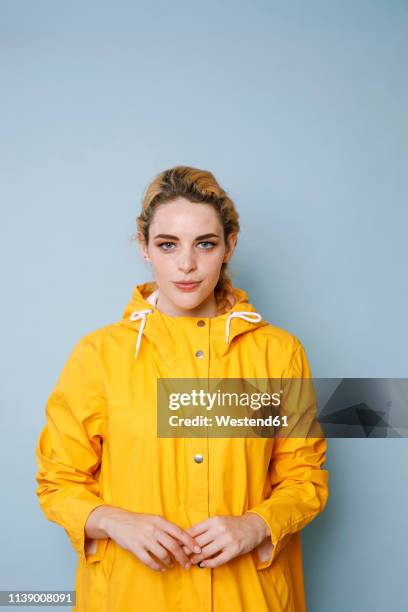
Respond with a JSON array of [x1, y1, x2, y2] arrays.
[[35, 281, 329, 612]]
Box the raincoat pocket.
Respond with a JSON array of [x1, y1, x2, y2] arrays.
[[85, 537, 115, 580], [76, 538, 115, 612], [257, 550, 293, 610]]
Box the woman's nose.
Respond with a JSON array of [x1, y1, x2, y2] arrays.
[[177, 250, 197, 272]]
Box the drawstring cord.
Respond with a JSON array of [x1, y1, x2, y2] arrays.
[[225, 311, 262, 344], [129, 308, 262, 359], [129, 309, 154, 359]]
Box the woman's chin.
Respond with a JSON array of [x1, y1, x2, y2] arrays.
[[168, 291, 210, 312], [173, 297, 203, 312]]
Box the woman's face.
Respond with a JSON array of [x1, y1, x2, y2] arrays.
[[139, 197, 237, 315]]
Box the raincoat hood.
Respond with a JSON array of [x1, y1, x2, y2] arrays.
[[120, 280, 270, 359]]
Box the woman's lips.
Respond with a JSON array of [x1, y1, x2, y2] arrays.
[[173, 281, 202, 292]]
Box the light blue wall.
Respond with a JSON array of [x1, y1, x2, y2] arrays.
[[1, 1, 407, 610]]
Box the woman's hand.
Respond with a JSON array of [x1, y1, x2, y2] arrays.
[[182, 513, 272, 568], [87, 506, 202, 572]]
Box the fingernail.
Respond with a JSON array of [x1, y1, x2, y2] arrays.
[[194, 546, 201, 553], [184, 562, 191, 570]]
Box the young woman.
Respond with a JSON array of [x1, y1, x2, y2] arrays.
[[35, 165, 329, 612]]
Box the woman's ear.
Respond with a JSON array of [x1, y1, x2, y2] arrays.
[[224, 232, 238, 263], [138, 235, 150, 262]]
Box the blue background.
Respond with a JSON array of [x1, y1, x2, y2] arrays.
[[1, 1, 407, 610]]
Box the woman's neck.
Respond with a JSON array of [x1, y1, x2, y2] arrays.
[[156, 290, 219, 318]]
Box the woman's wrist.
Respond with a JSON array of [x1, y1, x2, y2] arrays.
[[85, 505, 127, 539], [244, 512, 271, 545]]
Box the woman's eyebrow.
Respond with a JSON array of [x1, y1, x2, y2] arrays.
[[153, 233, 220, 240]]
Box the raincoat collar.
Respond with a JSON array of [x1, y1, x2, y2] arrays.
[[120, 280, 269, 359]]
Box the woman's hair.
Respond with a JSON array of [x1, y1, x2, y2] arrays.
[[133, 165, 240, 315]]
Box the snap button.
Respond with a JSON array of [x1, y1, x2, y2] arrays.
[[195, 350, 204, 358], [197, 320, 205, 327], [194, 453, 203, 463]]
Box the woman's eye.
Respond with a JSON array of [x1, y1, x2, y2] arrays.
[[198, 241, 216, 249], [158, 242, 175, 251]]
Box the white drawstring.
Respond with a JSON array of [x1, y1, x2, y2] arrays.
[[129, 309, 154, 359], [225, 311, 262, 344], [129, 307, 262, 358]]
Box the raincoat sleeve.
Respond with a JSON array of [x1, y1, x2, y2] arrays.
[[35, 336, 109, 564], [245, 339, 329, 570]]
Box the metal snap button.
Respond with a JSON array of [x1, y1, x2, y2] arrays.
[[197, 320, 205, 327], [194, 453, 203, 463], [195, 350, 205, 358]]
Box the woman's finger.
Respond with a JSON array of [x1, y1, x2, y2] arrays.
[[136, 547, 168, 572], [156, 532, 193, 568], [190, 540, 224, 564], [197, 549, 232, 568], [146, 539, 175, 568], [164, 521, 202, 554]]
